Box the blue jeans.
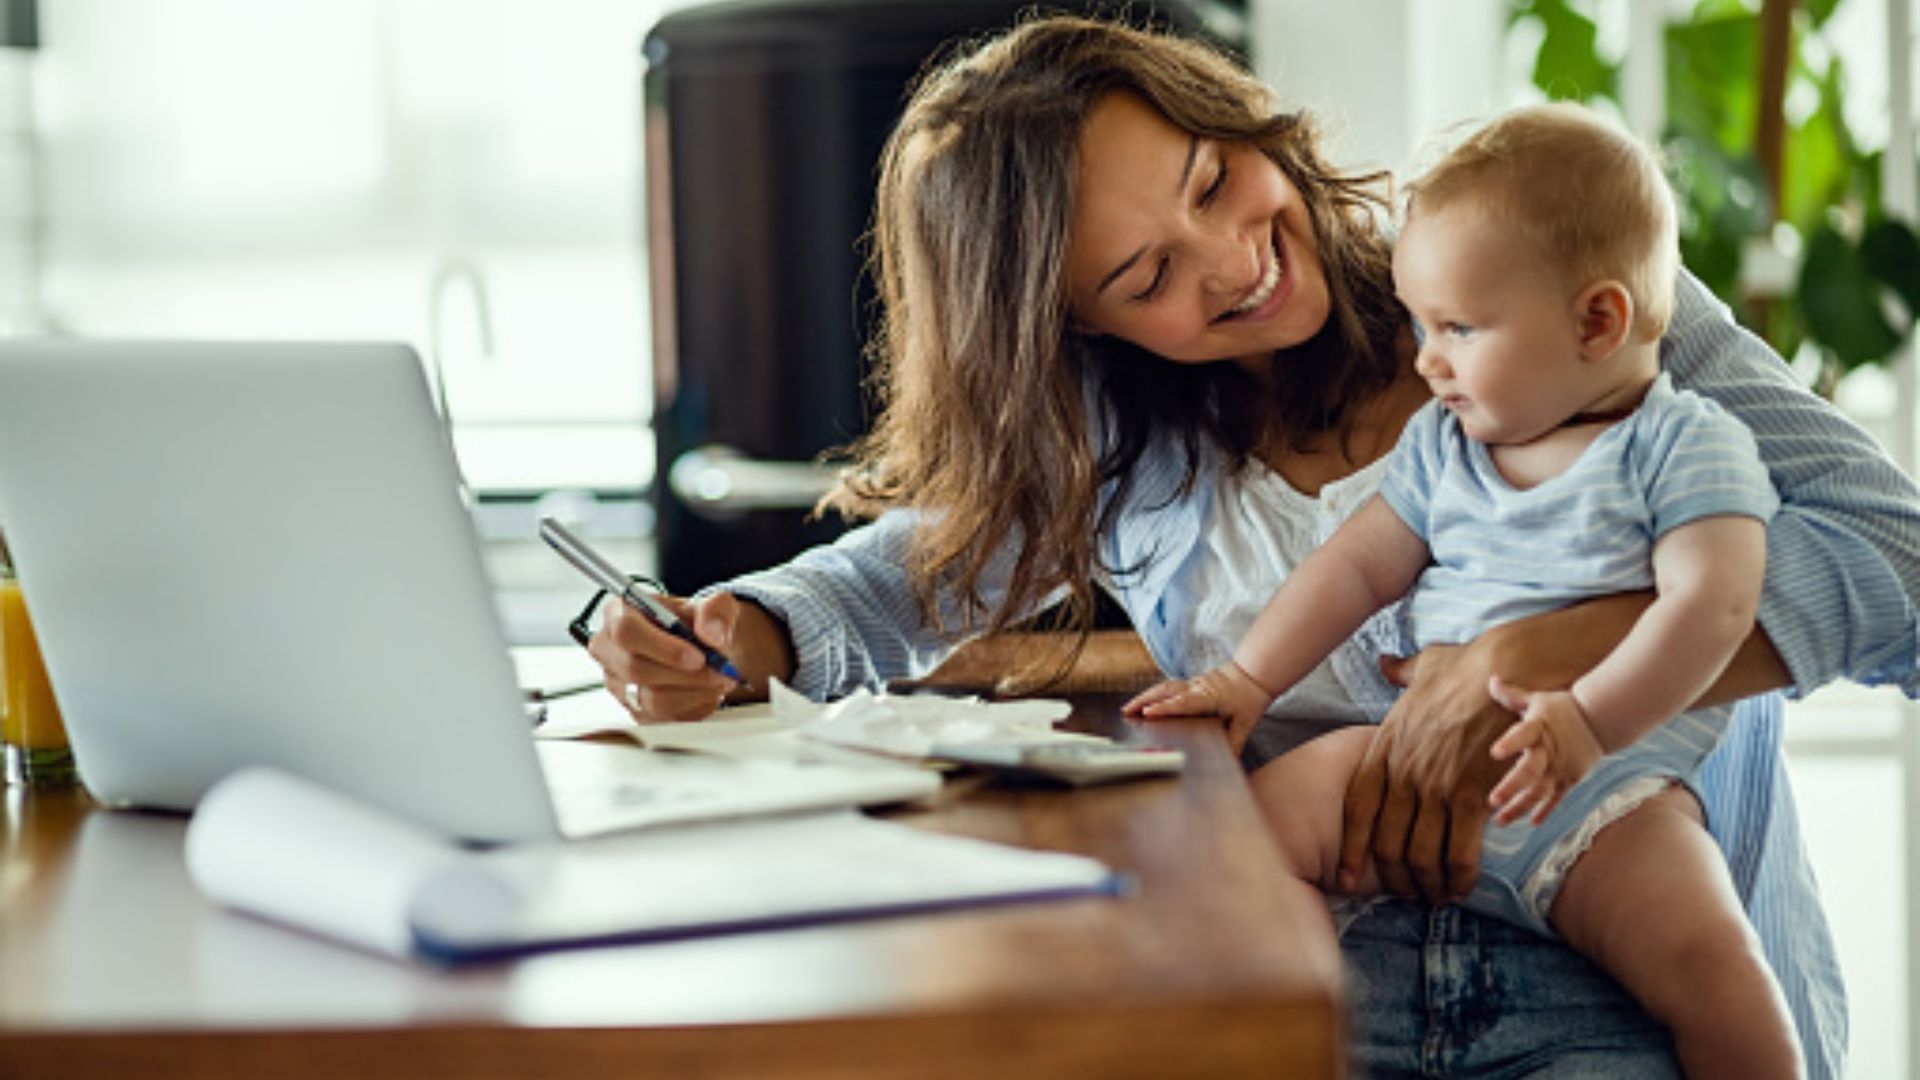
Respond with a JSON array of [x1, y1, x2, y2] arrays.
[[1341, 900, 1680, 1078]]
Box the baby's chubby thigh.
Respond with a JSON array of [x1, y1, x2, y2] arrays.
[[1248, 726, 1377, 890]]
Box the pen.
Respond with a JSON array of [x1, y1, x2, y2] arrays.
[[538, 517, 745, 682]]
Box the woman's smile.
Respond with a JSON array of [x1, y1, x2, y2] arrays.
[[1215, 224, 1289, 323]]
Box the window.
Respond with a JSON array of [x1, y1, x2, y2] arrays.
[[34, 0, 675, 495]]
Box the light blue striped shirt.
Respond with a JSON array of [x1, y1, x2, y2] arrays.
[[715, 270, 1917, 1077], [1381, 373, 1779, 650]]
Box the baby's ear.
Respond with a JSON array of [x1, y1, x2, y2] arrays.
[[1573, 280, 1634, 361]]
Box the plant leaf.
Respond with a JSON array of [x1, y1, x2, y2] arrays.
[[1666, 13, 1758, 154], [1798, 222, 1905, 368], [1528, 0, 1617, 101], [1782, 68, 1851, 227], [1861, 217, 1920, 321]]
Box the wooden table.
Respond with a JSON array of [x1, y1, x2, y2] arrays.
[[0, 695, 1343, 1079]]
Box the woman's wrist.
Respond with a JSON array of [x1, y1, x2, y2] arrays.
[[728, 594, 797, 695]]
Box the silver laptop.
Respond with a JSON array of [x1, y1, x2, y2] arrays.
[[0, 340, 932, 842]]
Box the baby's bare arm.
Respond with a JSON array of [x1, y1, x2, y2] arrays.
[[1232, 496, 1429, 698], [1570, 514, 1768, 752]]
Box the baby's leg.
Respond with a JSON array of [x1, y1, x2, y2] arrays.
[[1548, 786, 1803, 1079], [1247, 726, 1380, 896]]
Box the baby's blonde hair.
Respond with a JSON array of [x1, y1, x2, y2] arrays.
[[1405, 102, 1678, 341]]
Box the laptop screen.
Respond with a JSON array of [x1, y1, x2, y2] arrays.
[[0, 340, 559, 841]]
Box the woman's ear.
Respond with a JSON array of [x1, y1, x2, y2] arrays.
[[1572, 280, 1634, 361]]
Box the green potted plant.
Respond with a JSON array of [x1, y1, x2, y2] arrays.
[[1512, 0, 1920, 396]]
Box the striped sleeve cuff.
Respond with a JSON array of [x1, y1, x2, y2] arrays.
[[699, 573, 858, 701], [1758, 511, 1920, 697]]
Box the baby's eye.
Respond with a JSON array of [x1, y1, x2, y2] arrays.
[[1445, 322, 1475, 338]]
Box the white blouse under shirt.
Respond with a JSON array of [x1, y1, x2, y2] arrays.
[[1181, 455, 1392, 726]]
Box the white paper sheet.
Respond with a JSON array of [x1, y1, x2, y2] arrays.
[[185, 767, 1120, 963], [185, 767, 461, 957], [535, 682, 1089, 764], [532, 740, 937, 836], [412, 809, 1120, 960], [769, 680, 1078, 757]]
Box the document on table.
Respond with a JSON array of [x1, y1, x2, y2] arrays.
[[186, 767, 1123, 963], [532, 681, 1180, 787], [536, 679, 1097, 761], [531, 739, 939, 837]]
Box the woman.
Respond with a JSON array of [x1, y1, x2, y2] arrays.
[[591, 16, 1918, 1077]]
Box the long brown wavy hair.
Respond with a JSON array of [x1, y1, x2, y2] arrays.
[[825, 14, 1405, 668]]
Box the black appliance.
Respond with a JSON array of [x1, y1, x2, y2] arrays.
[[643, 0, 1230, 592]]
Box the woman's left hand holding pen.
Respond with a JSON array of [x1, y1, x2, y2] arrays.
[[587, 591, 793, 722]]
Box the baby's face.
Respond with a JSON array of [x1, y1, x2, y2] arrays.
[[1393, 201, 1590, 446]]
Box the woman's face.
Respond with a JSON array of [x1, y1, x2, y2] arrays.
[[1065, 92, 1330, 367]]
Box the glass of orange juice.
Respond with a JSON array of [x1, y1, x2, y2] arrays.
[[1, 560, 76, 787]]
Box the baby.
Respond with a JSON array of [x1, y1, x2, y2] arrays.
[[1129, 103, 1802, 1077]]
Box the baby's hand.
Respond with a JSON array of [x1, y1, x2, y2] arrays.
[[1122, 662, 1274, 753], [1483, 676, 1606, 827]]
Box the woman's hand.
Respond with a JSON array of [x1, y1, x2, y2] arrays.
[[586, 591, 791, 723], [1337, 593, 1673, 903], [1123, 662, 1272, 754], [1337, 644, 1514, 903], [1484, 678, 1606, 827], [1338, 592, 1787, 903]]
